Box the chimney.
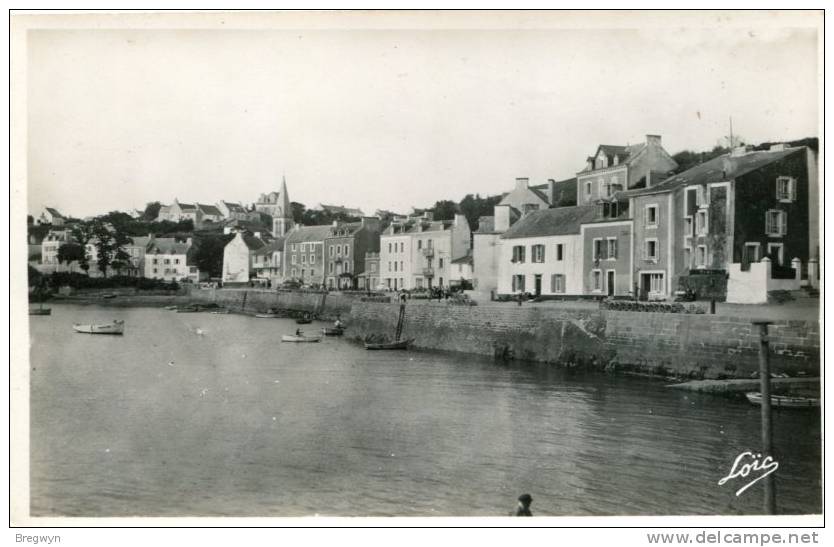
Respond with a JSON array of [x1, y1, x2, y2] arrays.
[[646, 135, 662, 147], [515, 177, 529, 190], [494, 204, 511, 233]]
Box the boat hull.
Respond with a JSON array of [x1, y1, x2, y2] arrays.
[[29, 308, 52, 316], [255, 314, 281, 318], [321, 327, 344, 336], [745, 392, 819, 408], [365, 339, 412, 350], [295, 319, 312, 324], [73, 321, 125, 335], [281, 335, 322, 343]]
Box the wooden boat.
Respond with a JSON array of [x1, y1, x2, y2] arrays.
[[281, 334, 322, 343], [365, 338, 412, 350], [745, 392, 820, 409], [164, 305, 178, 310], [321, 326, 344, 336], [176, 306, 201, 313], [29, 307, 52, 316], [73, 320, 125, 335], [296, 317, 312, 324], [255, 313, 281, 318], [102, 293, 118, 299], [209, 309, 230, 314]]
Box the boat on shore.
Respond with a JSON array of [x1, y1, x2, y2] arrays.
[[282, 334, 322, 343], [73, 320, 125, 335], [102, 293, 118, 299], [321, 326, 344, 336], [29, 307, 52, 316], [365, 339, 412, 350], [255, 308, 283, 318], [164, 305, 179, 310], [296, 317, 312, 324], [745, 392, 820, 409], [209, 309, 230, 314], [176, 306, 200, 313]]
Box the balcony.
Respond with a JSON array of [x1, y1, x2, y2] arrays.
[[422, 267, 434, 277], [421, 247, 434, 257]]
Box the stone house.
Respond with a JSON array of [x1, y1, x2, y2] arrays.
[[357, 252, 381, 290], [222, 231, 267, 285], [497, 206, 598, 297], [145, 237, 202, 282], [576, 135, 678, 206], [405, 213, 471, 290], [35, 207, 66, 226], [379, 221, 414, 291], [622, 144, 815, 302], [252, 238, 286, 284], [450, 251, 474, 288], [156, 199, 223, 228], [216, 201, 251, 221], [283, 225, 331, 286], [39, 229, 76, 272], [324, 217, 382, 290]]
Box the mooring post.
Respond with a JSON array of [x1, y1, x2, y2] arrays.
[[753, 320, 775, 514]]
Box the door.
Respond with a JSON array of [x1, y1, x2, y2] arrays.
[[534, 274, 542, 296], [607, 271, 615, 296], [640, 273, 651, 301]]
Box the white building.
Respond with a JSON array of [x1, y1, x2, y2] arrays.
[[221, 231, 267, 284], [497, 206, 597, 296], [35, 207, 66, 226], [379, 222, 414, 291], [145, 237, 201, 282]]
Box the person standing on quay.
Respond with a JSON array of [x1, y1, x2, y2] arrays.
[[512, 494, 533, 516]]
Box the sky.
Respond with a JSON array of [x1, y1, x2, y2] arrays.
[[25, 18, 819, 219]]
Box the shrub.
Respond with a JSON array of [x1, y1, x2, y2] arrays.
[[601, 300, 705, 314]]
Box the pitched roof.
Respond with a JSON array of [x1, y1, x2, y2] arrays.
[[177, 202, 197, 210], [319, 204, 365, 216], [198, 204, 223, 216], [127, 236, 153, 249], [327, 222, 364, 237], [451, 251, 473, 265], [621, 147, 803, 198], [221, 201, 247, 212], [147, 237, 191, 255], [500, 205, 598, 239], [474, 215, 495, 234], [44, 207, 64, 218], [285, 225, 333, 244], [405, 220, 454, 234], [253, 237, 285, 256]]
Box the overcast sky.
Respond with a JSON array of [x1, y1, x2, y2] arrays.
[[26, 22, 819, 218]]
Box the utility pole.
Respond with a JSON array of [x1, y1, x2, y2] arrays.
[[729, 116, 734, 148]]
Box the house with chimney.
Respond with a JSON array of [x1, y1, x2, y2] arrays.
[[145, 237, 202, 282], [576, 135, 678, 206], [252, 238, 286, 284], [621, 143, 816, 303], [156, 199, 224, 228], [222, 231, 269, 285], [283, 225, 332, 286], [324, 217, 382, 290], [497, 206, 598, 297]]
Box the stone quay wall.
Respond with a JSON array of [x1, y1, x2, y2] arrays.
[[185, 289, 819, 379]]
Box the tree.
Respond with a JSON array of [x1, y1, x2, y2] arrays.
[[290, 202, 306, 225], [672, 146, 729, 174], [192, 233, 234, 278], [142, 201, 162, 221], [57, 242, 85, 265], [430, 200, 458, 221], [91, 220, 131, 278], [69, 222, 96, 273], [459, 193, 502, 231], [27, 214, 34, 225]]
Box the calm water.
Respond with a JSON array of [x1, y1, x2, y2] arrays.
[[29, 305, 821, 517]]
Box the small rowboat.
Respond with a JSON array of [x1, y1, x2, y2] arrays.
[[745, 392, 820, 409], [209, 309, 230, 314], [255, 313, 281, 318], [102, 293, 118, 299], [296, 317, 312, 324], [29, 308, 52, 316], [365, 339, 412, 350], [176, 306, 201, 313], [321, 327, 344, 336], [281, 334, 322, 343], [73, 320, 125, 335], [164, 305, 178, 310]]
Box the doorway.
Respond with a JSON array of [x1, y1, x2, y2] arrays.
[[534, 274, 542, 296], [607, 271, 615, 296]]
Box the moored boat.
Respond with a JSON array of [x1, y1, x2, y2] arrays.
[[73, 320, 125, 335], [365, 339, 412, 350], [164, 305, 178, 310], [296, 317, 312, 324], [321, 326, 344, 336], [29, 305, 52, 316], [209, 309, 230, 314], [281, 334, 322, 343], [102, 293, 118, 299], [745, 392, 820, 409], [176, 306, 200, 313]]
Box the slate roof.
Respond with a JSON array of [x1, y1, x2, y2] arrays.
[[405, 220, 454, 234], [221, 201, 247, 212], [319, 204, 365, 217], [198, 204, 223, 216], [241, 234, 266, 251], [253, 238, 285, 256], [620, 147, 802, 198], [285, 225, 333, 244], [474, 216, 495, 234], [127, 236, 153, 249], [500, 205, 598, 239], [451, 252, 473, 265], [44, 207, 64, 218], [327, 222, 363, 237], [147, 238, 191, 255]]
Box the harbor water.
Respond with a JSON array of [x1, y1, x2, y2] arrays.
[[29, 305, 821, 516]]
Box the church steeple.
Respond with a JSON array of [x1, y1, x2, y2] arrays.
[[273, 175, 294, 237]]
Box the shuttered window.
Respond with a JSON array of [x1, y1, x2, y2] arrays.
[[550, 274, 565, 293]]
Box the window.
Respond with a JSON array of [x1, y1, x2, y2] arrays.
[[393, 261, 397, 272], [649, 273, 664, 294], [400, 242, 404, 253], [644, 238, 659, 261], [551, 274, 565, 293], [330, 245, 335, 257], [556, 244, 564, 261], [511, 274, 526, 292], [644, 205, 658, 227], [291, 255, 297, 265], [776, 177, 796, 202], [370, 264, 376, 273], [696, 186, 709, 208], [344, 245, 349, 257], [388, 243, 392, 253], [152, 258, 158, 265], [767, 243, 784, 265], [164, 258, 170, 265], [684, 247, 692, 268], [301, 243, 307, 252], [291, 244, 296, 252], [697, 245, 708, 268], [606, 238, 617, 260], [592, 270, 602, 292], [291, 268, 296, 277], [696, 210, 708, 235], [400, 261, 404, 271], [174, 258, 180, 264], [766, 210, 787, 236], [417, 240, 422, 250], [336, 245, 341, 256], [593, 238, 604, 260], [743, 242, 760, 263], [329, 263, 334, 274], [153, 268, 158, 274], [310, 254, 315, 264], [684, 216, 693, 237], [531, 244, 545, 263], [512, 245, 526, 263]]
